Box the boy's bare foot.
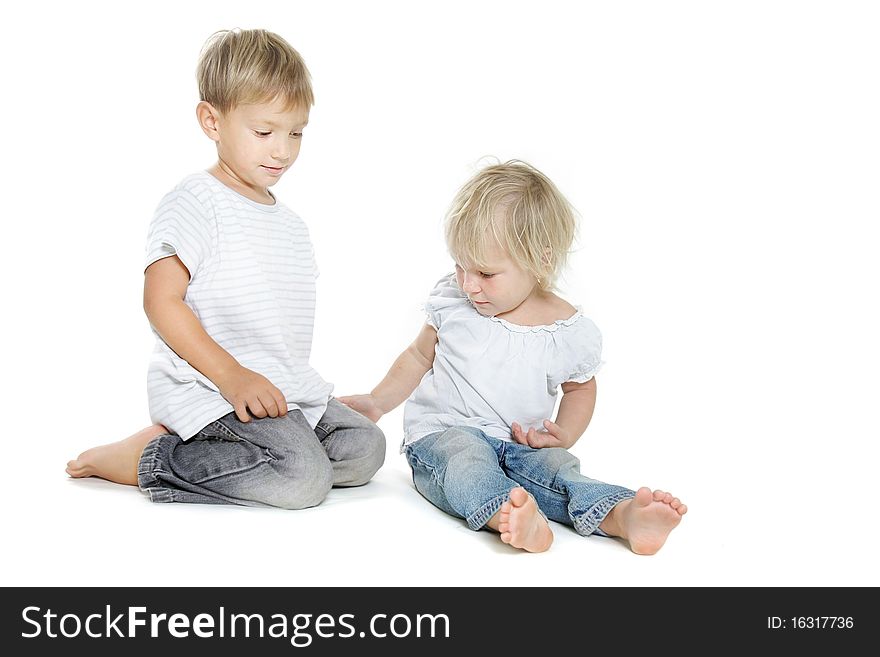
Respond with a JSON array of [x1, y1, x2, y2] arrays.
[[66, 425, 168, 486], [495, 487, 553, 553], [600, 487, 687, 555]]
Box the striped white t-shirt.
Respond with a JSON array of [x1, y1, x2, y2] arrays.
[[145, 171, 333, 439]]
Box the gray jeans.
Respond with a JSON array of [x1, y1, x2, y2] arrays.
[[137, 398, 385, 508]]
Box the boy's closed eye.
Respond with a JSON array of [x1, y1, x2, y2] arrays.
[[253, 130, 304, 138]]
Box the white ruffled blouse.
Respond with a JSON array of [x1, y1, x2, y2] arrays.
[[402, 274, 603, 447]]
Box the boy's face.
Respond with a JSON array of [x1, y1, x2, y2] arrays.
[[206, 97, 309, 201], [454, 239, 538, 318]]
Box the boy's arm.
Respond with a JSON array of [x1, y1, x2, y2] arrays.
[[338, 323, 438, 422], [511, 378, 597, 449], [144, 255, 287, 422]]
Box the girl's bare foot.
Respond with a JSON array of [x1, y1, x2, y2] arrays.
[[600, 487, 687, 555], [66, 425, 168, 486], [495, 487, 553, 553]]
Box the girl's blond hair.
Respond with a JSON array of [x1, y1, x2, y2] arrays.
[[445, 160, 577, 290], [196, 28, 314, 113]]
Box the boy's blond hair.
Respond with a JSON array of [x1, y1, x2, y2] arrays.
[[445, 160, 577, 291], [196, 28, 314, 113]]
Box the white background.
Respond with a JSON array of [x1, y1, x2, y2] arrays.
[[1, 1, 877, 587]]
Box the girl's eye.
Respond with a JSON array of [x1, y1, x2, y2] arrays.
[[290, 132, 303, 139], [255, 131, 271, 137], [480, 272, 495, 279]]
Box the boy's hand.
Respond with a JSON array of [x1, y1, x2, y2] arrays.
[[337, 394, 384, 423], [216, 366, 288, 422], [511, 420, 570, 449]]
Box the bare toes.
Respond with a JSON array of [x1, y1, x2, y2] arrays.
[[66, 461, 87, 477], [633, 487, 653, 506], [509, 487, 529, 507]]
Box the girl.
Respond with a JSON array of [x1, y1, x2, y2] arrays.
[[340, 160, 686, 553]]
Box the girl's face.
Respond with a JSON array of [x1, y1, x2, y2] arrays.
[[454, 240, 539, 317]]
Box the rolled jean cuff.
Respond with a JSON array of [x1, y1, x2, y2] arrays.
[[573, 489, 636, 537], [137, 435, 177, 503], [467, 492, 510, 530]]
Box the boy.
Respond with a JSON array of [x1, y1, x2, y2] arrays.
[[66, 29, 385, 508]]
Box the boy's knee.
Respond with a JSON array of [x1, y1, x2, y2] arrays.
[[349, 425, 386, 486], [272, 461, 333, 510]]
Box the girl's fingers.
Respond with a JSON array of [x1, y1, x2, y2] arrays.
[[511, 422, 523, 443], [527, 428, 538, 447]]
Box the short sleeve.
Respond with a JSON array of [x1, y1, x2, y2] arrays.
[[144, 188, 215, 281], [311, 242, 320, 279], [423, 273, 466, 330], [548, 316, 604, 390]]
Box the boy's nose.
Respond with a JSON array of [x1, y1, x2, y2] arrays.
[[272, 141, 291, 162]]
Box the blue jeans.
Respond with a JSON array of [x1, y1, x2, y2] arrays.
[[137, 398, 385, 508], [404, 426, 634, 535]]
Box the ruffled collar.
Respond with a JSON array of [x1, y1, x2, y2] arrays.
[[482, 304, 584, 334]]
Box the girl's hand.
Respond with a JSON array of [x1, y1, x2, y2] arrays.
[[511, 420, 570, 449], [337, 394, 384, 423]]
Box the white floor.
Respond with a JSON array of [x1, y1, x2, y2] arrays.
[[8, 408, 875, 588], [15, 444, 706, 588]]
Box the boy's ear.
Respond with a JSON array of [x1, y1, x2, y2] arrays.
[[196, 101, 222, 142]]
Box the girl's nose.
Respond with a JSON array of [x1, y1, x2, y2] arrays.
[[461, 274, 480, 294]]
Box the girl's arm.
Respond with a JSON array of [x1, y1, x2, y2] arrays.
[[144, 255, 288, 422], [338, 323, 438, 422], [553, 378, 597, 447], [511, 378, 597, 449]]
